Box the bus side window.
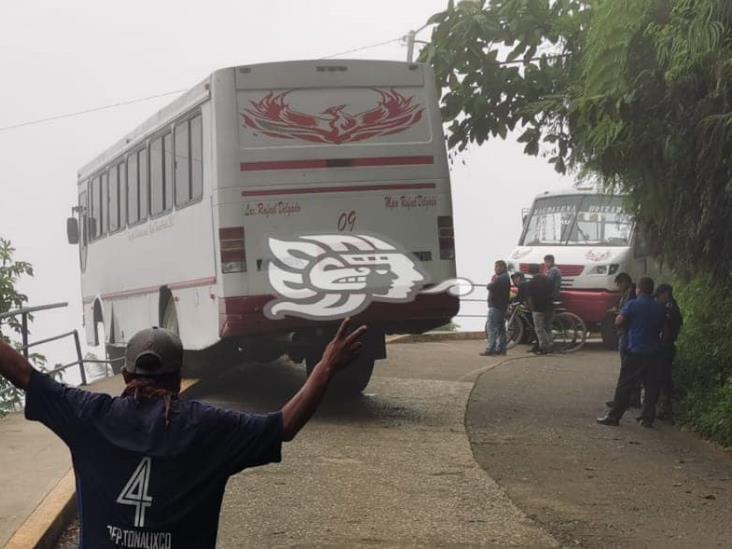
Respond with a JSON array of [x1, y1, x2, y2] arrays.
[[163, 132, 173, 212], [101, 171, 109, 235], [139, 147, 149, 220], [151, 136, 164, 215], [174, 120, 190, 207], [109, 164, 119, 232], [191, 114, 203, 200], [174, 114, 203, 207], [89, 177, 98, 240], [118, 160, 127, 229], [127, 153, 139, 225]]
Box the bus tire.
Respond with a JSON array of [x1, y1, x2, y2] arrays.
[[305, 352, 375, 396], [160, 293, 179, 335], [105, 343, 126, 375]]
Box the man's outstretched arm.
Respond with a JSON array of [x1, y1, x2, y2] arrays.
[[281, 317, 367, 441], [0, 338, 34, 390]]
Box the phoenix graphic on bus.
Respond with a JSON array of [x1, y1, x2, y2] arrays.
[[241, 88, 424, 144]]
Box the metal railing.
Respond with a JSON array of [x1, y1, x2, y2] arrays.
[[0, 302, 122, 393], [454, 283, 491, 319]]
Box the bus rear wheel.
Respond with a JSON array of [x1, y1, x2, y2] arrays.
[[161, 294, 179, 335], [305, 351, 375, 396]]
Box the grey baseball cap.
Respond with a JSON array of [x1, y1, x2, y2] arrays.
[[124, 327, 183, 375]]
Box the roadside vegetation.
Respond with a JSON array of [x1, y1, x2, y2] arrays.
[[0, 238, 45, 414], [422, 0, 732, 446]]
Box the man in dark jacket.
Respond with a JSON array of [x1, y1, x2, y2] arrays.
[[544, 254, 562, 302], [0, 318, 366, 548], [655, 283, 683, 421], [481, 260, 511, 356], [527, 263, 555, 354]]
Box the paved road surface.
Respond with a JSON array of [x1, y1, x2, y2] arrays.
[[468, 349, 732, 547]]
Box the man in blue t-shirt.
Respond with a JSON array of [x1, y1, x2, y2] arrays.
[[0, 318, 366, 548], [597, 277, 666, 428]]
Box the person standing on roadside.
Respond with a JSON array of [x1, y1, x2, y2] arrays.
[[598, 277, 665, 428], [544, 254, 562, 302], [527, 263, 555, 354], [605, 272, 641, 409], [655, 284, 683, 421], [510, 271, 529, 305], [481, 260, 511, 356]]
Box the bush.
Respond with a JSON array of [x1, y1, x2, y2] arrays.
[[673, 275, 732, 447]]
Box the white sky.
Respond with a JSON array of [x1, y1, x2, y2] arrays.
[[0, 0, 569, 376]]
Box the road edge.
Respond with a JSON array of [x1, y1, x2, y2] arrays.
[[388, 331, 484, 344], [4, 377, 199, 549]]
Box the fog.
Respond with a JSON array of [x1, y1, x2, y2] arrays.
[[0, 0, 569, 380]]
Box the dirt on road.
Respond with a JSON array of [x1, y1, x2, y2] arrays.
[[467, 347, 732, 548]]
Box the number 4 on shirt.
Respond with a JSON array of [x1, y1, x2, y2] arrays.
[[117, 457, 154, 527]]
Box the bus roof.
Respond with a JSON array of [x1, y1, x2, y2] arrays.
[[532, 188, 626, 201], [77, 59, 427, 182]]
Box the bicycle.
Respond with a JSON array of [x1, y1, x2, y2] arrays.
[[505, 301, 587, 353]]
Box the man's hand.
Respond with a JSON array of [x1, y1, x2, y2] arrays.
[[281, 318, 367, 441], [317, 318, 368, 375]]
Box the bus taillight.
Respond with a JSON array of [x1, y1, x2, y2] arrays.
[[219, 227, 246, 273], [438, 216, 455, 260]]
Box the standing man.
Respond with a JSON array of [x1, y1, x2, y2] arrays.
[[0, 318, 366, 548], [655, 284, 683, 421], [597, 277, 665, 428], [527, 263, 555, 354], [481, 260, 511, 356], [605, 272, 641, 408], [544, 254, 562, 302], [510, 271, 529, 305]]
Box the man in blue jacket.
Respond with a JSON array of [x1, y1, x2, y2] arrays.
[[0, 318, 366, 548], [597, 277, 665, 428]]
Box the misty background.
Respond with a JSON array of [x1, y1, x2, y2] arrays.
[[0, 0, 569, 378]]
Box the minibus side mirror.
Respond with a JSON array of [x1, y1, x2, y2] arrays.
[[67, 217, 79, 245]]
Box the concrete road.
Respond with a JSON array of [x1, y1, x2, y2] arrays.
[[468, 349, 732, 548], [185, 342, 557, 548]]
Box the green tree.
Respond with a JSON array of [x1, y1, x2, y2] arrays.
[[422, 0, 732, 445], [421, 0, 732, 277], [0, 238, 45, 413]]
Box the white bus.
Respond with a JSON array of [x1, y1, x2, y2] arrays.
[[507, 189, 665, 346], [67, 60, 458, 393]]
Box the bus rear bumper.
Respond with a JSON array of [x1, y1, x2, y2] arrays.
[[219, 292, 460, 337], [560, 290, 619, 324]]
